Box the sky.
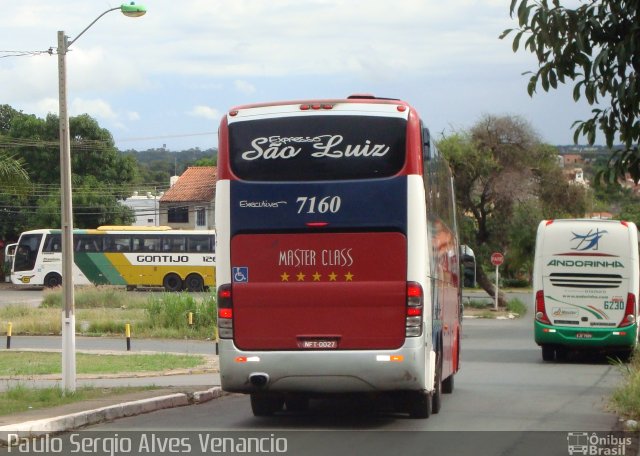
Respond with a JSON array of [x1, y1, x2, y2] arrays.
[[0, 0, 595, 152]]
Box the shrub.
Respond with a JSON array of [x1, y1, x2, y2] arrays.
[[502, 278, 530, 288], [141, 292, 216, 336]]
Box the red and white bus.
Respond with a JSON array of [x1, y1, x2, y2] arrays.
[[215, 95, 461, 418]]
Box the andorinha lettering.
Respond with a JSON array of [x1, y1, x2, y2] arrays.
[[241, 135, 390, 161], [278, 248, 354, 267], [547, 259, 624, 268]]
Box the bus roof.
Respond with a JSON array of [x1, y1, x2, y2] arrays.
[[96, 225, 173, 231], [226, 95, 413, 118]]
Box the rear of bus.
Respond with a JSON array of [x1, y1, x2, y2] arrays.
[[533, 219, 639, 360], [215, 97, 440, 415]]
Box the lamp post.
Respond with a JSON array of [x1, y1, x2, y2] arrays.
[[57, 2, 146, 392]]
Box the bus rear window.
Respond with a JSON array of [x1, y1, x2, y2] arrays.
[[229, 115, 407, 181]]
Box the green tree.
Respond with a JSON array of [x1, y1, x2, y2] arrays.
[[501, 0, 640, 184], [439, 114, 588, 306], [0, 151, 30, 240], [0, 108, 138, 233]]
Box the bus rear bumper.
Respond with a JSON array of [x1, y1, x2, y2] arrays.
[[534, 321, 638, 349], [217, 338, 430, 394]]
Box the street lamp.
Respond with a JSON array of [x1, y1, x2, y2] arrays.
[[57, 2, 146, 392]]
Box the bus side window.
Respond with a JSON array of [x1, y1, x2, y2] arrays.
[[43, 235, 62, 253], [133, 239, 144, 252], [164, 237, 186, 253]]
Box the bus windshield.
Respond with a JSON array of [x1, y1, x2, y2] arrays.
[[14, 233, 42, 272], [228, 115, 407, 181]]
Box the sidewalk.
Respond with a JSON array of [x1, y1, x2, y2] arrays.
[[0, 345, 223, 444]]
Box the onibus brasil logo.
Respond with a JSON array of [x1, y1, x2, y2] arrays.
[[571, 228, 608, 251], [567, 432, 632, 455]]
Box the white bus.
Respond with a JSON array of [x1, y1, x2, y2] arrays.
[[533, 219, 639, 361], [11, 226, 216, 291], [3, 243, 17, 282], [215, 95, 462, 418]]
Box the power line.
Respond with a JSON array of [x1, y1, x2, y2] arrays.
[[116, 132, 217, 142], [0, 49, 52, 59]]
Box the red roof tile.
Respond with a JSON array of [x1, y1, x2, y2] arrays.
[[160, 166, 217, 202]]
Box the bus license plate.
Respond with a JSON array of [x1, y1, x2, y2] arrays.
[[576, 332, 592, 339], [299, 340, 338, 349]]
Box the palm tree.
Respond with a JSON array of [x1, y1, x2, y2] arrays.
[[0, 151, 29, 189]]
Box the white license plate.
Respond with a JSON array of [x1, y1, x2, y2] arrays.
[[576, 332, 592, 339], [299, 340, 338, 349]]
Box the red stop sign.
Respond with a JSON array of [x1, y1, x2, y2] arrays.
[[491, 252, 504, 266]]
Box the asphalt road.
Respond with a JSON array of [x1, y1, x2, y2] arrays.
[[4, 288, 629, 455], [0, 282, 43, 308], [71, 291, 626, 455], [92, 317, 620, 432]]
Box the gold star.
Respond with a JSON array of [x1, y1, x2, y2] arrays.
[[312, 272, 322, 281], [280, 272, 290, 282], [296, 272, 306, 281], [328, 272, 337, 281], [344, 271, 354, 281]]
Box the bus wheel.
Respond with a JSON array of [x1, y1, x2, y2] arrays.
[[285, 394, 310, 412], [250, 393, 284, 417], [432, 353, 442, 414], [44, 273, 62, 288], [163, 273, 183, 292], [541, 345, 555, 362], [184, 273, 204, 292], [442, 374, 454, 394], [408, 391, 432, 419]]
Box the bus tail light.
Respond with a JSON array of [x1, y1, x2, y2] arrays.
[[217, 283, 233, 339], [618, 293, 636, 328], [406, 281, 423, 337], [535, 290, 551, 325]]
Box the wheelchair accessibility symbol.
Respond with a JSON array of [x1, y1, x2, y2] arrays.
[[233, 267, 249, 283]]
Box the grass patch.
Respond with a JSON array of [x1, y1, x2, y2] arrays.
[[1, 287, 217, 339], [0, 352, 205, 376], [611, 352, 640, 420], [0, 385, 158, 417], [137, 293, 216, 339], [41, 286, 149, 309], [507, 298, 527, 316], [464, 299, 492, 309]]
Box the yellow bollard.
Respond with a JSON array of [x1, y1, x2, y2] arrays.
[[188, 312, 194, 326], [125, 323, 131, 351], [6, 322, 12, 349]]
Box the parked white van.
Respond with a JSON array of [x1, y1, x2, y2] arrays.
[[533, 219, 639, 361]]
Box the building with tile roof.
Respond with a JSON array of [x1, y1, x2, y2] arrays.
[[159, 166, 216, 229]]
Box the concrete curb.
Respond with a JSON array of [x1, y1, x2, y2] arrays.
[[0, 387, 224, 446]]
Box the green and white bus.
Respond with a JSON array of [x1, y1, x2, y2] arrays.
[[11, 226, 216, 292], [533, 219, 639, 361]]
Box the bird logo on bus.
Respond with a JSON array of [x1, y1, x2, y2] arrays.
[[571, 229, 607, 251]]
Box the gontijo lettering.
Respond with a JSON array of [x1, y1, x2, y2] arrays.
[[136, 255, 189, 263]]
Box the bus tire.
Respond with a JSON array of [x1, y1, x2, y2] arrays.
[[44, 272, 62, 288], [614, 349, 634, 363], [541, 345, 555, 362], [163, 273, 183, 292], [408, 391, 432, 419], [250, 393, 284, 417], [442, 374, 454, 394], [184, 273, 204, 292], [285, 394, 310, 412], [432, 352, 442, 414]]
